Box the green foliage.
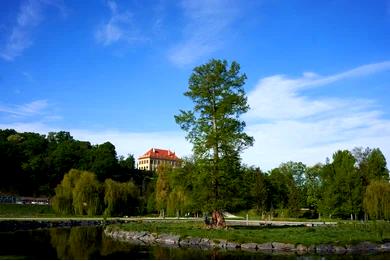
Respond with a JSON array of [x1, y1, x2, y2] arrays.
[[364, 181, 390, 220], [366, 148, 389, 182], [305, 164, 322, 210], [52, 169, 82, 215], [118, 154, 135, 171], [1, 126, 390, 221], [72, 171, 101, 216], [0, 129, 147, 197], [155, 164, 172, 214], [242, 167, 268, 214], [175, 59, 253, 211], [91, 142, 119, 181], [318, 150, 362, 219], [52, 169, 142, 217], [103, 179, 139, 216]]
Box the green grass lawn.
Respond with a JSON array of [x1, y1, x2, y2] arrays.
[[0, 204, 56, 218], [112, 220, 390, 246]]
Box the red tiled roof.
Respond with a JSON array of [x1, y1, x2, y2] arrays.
[[138, 148, 179, 160]]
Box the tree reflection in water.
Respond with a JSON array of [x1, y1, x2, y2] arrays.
[[50, 227, 101, 259]]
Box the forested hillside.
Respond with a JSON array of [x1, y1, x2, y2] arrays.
[[0, 129, 151, 197]]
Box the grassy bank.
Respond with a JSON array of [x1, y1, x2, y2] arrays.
[[0, 204, 56, 218], [111, 220, 390, 246]]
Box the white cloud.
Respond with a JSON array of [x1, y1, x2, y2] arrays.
[[95, 0, 146, 46], [0, 0, 65, 61], [243, 61, 390, 170], [0, 99, 49, 117], [70, 129, 192, 159], [168, 0, 241, 66], [246, 61, 390, 120]]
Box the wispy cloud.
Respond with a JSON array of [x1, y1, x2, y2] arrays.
[[246, 61, 390, 120], [95, 0, 146, 46], [0, 100, 49, 117], [22, 71, 34, 82], [0, 0, 66, 61], [243, 61, 390, 170], [168, 0, 241, 66]]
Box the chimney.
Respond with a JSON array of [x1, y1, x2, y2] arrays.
[[152, 148, 155, 153]]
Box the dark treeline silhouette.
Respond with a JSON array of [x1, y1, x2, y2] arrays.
[[0, 129, 153, 198]]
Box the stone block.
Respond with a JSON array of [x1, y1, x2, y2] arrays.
[[241, 243, 258, 250], [272, 242, 295, 251]]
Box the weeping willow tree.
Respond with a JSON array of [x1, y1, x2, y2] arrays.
[[52, 169, 82, 215], [364, 180, 390, 220], [52, 169, 101, 216], [167, 186, 190, 217], [103, 179, 139, 216], [72, 171, 101, 216]]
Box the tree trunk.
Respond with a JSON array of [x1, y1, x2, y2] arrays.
[[211, 86, 220, 204], [211, 210, 226, 228]]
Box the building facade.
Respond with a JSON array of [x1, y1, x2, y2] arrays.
[[137, 148, 180, 171]]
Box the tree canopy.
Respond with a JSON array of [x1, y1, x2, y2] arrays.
[[175, 59, 253, 210]]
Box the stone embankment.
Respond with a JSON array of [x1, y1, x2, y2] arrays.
[[104, 228, 390, 254], [0, 219, 121, 232]]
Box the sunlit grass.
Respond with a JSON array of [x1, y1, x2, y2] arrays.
[[114, 220, 390, 246]]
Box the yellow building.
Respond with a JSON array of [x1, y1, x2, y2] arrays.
[[137, 148, 180, 171]]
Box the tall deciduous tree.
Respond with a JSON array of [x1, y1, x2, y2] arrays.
[[305, 164, 322, 211], [155, 164, 171, 217], [320, 150, 362, 220], [366, 148, 389, 182], [175, 59, 253, 213]]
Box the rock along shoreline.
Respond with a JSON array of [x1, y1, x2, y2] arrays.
[[104, 228, 390, 254]]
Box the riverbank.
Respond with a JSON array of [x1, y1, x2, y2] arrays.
[[105, 220, 390, 254], [0, 218, 123, 232]]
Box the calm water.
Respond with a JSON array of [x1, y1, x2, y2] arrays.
[[0, 226, 390, 260]]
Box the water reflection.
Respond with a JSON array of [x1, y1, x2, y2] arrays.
[[1, 226, 390, 259], [50, 227, 101, 259]]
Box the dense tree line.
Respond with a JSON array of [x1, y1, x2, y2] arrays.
[[0, 129, 153, 199], [1, 128, 389, 219], [153, 147, 389, 220], [51, 169, 140, 216]]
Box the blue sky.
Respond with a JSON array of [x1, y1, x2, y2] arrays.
[[0, 0, 389, 170]]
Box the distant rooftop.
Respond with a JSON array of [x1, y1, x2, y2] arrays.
[[138, 148, 179, 161]]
